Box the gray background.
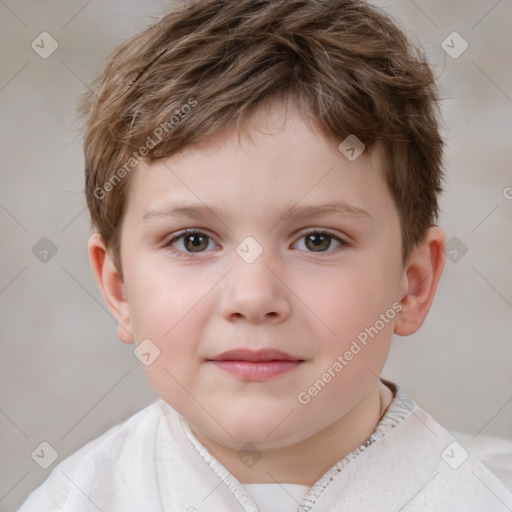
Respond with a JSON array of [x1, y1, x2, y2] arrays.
[[1, 1, 511, 510]]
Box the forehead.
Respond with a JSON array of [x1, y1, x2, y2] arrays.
[[123, 102, 394, 230]]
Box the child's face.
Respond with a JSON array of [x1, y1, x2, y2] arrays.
[[110, 102, 407, 450]]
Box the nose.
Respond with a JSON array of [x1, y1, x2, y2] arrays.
[[220, 249, 291, 324]]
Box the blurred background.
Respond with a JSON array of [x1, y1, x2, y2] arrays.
[[1, 0, 511, 510]]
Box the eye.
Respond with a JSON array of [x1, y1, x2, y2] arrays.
[[165, 229, 217, 255], [293, 230, 348, 253], [164, 229, 348, 257]]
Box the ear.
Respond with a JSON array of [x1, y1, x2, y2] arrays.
[[394, 226, 445, 336], [87, 232, 135, 344]]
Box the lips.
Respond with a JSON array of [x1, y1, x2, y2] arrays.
[[207, 348, 304, 381], [208, 348, 303, 362]]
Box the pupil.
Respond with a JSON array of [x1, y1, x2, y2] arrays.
[[307, 234, 330, 251], [185, 234, 207, 252]]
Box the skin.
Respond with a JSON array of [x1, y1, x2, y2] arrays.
[[88, 99, 445, 486]]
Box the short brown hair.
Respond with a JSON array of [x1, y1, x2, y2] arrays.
[[79, 0, 444, 276]]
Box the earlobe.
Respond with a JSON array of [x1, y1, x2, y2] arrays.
[[87, 233, 135, 344], [394, 226, 445, 336]]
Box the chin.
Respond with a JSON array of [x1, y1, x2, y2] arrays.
[[228, 418, 311, 450]]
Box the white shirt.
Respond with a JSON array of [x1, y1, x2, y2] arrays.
[[242, 483, 311, 512], [18, 381, 512, 511]]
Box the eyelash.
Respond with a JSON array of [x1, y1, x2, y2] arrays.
[[163, 228, 349, 258]]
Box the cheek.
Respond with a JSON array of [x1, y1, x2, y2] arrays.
[[133, 292, 209, 418], [299, 260, 398, 368], [302, 265, 392, 329], [127, 260, 210, 336]]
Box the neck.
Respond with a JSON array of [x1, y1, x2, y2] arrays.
[[190, 379, 395, 486]]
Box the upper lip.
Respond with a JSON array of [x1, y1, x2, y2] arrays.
[[208, 349, 303, 362]]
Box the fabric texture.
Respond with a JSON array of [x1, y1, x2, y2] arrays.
[[18, 380, 512, 511], [241, 483, 311, 512]]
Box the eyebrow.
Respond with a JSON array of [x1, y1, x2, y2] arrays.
[[142, 200, 371, 224]]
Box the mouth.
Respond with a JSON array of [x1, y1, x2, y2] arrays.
[[207, 349, 305, 381], [208, 348, 303, 362]]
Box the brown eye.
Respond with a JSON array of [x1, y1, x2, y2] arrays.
[[166, 230, 215, 254], [182, 233, 209, 252], [295, 231, 346, 253], [306, 233, 331, 251]]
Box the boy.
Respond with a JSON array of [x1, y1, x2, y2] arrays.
[[18, 0, 512, 510]]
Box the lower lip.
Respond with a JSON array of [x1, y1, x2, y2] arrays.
[[209, 360, 302, 380]]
